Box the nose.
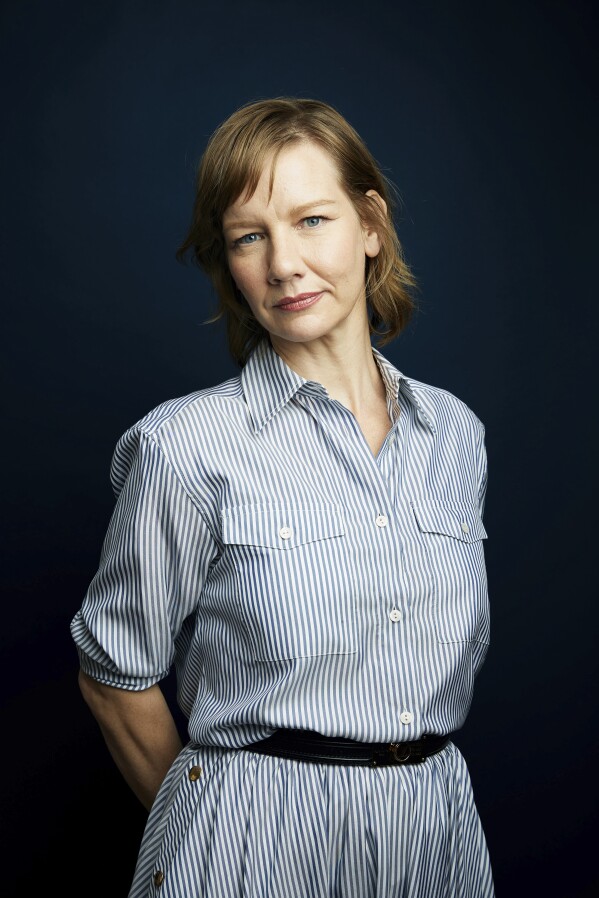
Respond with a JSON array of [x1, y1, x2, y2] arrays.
[[267, 230, 307, 284]]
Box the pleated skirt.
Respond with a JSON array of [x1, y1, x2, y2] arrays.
[[128, 739, 494, 898]]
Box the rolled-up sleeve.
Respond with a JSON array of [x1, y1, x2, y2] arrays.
[[70, 427, 217, 690]]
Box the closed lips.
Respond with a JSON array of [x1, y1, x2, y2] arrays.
[[274, 292, 322, 307]]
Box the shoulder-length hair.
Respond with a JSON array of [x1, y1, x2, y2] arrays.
[[176, 97, 418, 368]]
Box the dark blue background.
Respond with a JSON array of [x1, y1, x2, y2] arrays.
[[2, 1, 597, 894]]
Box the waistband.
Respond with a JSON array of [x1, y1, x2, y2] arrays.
[[242, 729, 451, 767]]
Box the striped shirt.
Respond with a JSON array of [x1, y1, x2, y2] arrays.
[[71, 335, 489, 748]]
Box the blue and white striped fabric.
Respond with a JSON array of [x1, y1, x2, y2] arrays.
[[71, 336, 494, 897]]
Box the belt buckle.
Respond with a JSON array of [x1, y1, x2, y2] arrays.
[[388, 742, 424, 764]]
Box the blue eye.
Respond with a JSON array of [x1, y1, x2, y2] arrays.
[[304, 216, 323, 228], [236, 233, 261, 246]]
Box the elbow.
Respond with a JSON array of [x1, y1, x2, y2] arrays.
[[77, 668, 146, 722], [78, 668, 99, 707], [77, 668, 115, 717]]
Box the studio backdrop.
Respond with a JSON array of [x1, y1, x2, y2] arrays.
[[1, 1, 597, 895]]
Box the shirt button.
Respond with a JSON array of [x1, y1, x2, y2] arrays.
[[188, 765, 202, 782], [389, 609, 402, 622], [389, 433, 396, 444], [153, 871, 165, 887], [375, 515, 388, 528], [461, 522, 470, 534], [279, 527, 292, 540], [400, 711, 414, 725]]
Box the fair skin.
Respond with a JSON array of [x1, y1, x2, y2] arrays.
[[223, 139, 393, 457], [78, 670, 182, 811], [79, 140, 395, 812]]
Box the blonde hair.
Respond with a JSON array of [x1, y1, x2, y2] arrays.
[[177, 97, 418, 367]]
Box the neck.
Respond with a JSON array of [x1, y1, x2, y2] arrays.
[[270, 329, 387, 419]]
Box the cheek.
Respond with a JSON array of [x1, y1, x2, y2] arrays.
[[227, 260, 269, 319], [313, 231, 366, 282], [228, 257, 259, 294]]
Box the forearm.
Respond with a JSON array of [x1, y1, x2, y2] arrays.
[[78, 670, 183, 811]]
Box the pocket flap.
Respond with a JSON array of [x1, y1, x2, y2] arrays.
[[411, 498, 487, 542], [222, 504, 345, 549]]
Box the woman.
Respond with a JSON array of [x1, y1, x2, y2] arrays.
[[71, 97, 494, 897]]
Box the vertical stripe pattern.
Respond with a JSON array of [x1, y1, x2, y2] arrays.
[[71, 336, 493, 896]]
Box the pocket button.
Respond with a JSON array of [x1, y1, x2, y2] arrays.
[[461, 521, 470, 533], [279, 526, 292, 539]]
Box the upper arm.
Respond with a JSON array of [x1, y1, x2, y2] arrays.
[[71, 429, 218, 690]]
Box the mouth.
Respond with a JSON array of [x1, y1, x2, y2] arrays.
[[273, 292, 323, 312]]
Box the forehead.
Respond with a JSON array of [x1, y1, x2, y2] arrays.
[[223, 140, 346, 220]]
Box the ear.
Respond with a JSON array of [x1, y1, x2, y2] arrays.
[[363, 189, 387, 258]]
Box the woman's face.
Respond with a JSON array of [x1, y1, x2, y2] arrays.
[[222, 140, 383, 350]]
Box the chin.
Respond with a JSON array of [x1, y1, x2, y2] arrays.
[[273, 322, 335, 344]]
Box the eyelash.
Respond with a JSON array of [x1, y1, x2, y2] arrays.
[[232, 216, 328, 248]]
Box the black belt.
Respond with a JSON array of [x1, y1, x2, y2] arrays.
[[243, 729, 451, 767]]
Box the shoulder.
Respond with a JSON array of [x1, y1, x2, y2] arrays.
[[404, 376, 488, 501], [405, 374, 486, 436], [136, 374, 243, 438], [109, 373, 243, 493]]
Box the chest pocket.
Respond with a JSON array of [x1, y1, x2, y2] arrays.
[[410, 498, 489, 644], [221, 503, 357, 662]]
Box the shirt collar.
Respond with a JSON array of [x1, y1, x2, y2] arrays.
[[371, 345, 437, 434], [241, 337, 437, 435]]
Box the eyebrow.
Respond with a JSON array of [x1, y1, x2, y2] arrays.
[[223, 199, 338, 232]]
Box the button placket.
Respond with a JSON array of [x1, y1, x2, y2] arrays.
[[301, 394, 409, 622]]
